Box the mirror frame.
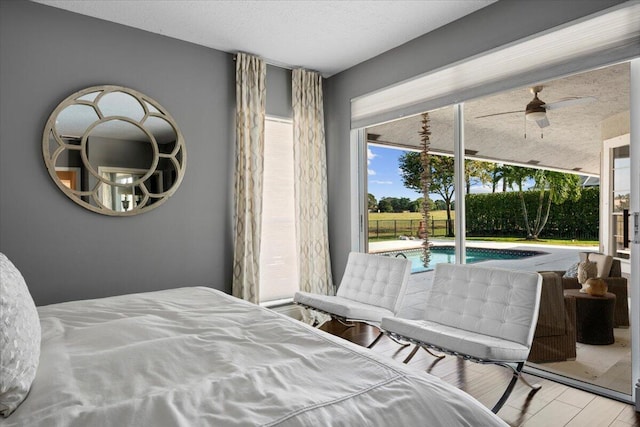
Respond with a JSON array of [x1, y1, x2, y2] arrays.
[[42, 85, 186, 216]]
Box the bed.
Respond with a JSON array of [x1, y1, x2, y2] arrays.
[[3, 286, 507, 426]]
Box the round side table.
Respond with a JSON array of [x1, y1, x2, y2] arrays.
[[563, 289, 616, 345]]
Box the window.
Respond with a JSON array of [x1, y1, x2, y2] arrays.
[[259, 118, 299, 303], [606, 137, 631, 259]]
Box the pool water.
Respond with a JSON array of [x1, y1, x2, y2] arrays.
[[378, 246, 545, 273]]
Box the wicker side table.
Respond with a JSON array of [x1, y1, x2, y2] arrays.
[[563, 289, 616, 345]]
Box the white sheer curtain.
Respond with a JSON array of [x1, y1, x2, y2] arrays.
[[292, 68, 333, 298], [232, 53, 266, 303]]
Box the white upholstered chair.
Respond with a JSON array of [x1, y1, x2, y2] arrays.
[[294, 252, 412, 348], [381, 263, 543, 413]]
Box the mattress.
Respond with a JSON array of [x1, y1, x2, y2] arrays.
[[4, 287, 506, 426]]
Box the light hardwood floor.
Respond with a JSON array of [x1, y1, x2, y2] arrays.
[[319, 320, 639, 427]]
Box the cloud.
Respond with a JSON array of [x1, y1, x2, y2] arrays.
[[370, 180, 392, 185], [367, 148, 379, 176], [469, 183, 493, 194], [466, 181, 530, 195]]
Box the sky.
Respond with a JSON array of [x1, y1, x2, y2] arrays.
[[367, 144, 516, 202], [367, 145, 423, 201]]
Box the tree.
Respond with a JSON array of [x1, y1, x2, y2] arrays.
[[529, 170, 582, 239], [367, 193, 377, 212], [489, 164, 509, 193], [389, 197, 411, 212], [410, 197, 435, 212], [502, 166, 582, 239], [434, 199, 446, 210], [501, 165, 537, 238], [409, 198, 423, 213], [398, 151, 422, 190], [465, 160, 493, 194], [377, 198, 393, 213], [399, 152, 455, 237]]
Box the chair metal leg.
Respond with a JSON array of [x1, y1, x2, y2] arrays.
[[387, 333, 411, 347], [403, 344, 421, 363], [424, 347, 446, 359], [491, 361, 541, 413], [367, 330, 385, 348], [519, 374, 542, 392], [492, 366, 520, 413], [403, 344, 446, 364], [333, 317, 356, 328]]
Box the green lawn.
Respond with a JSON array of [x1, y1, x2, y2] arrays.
[[368, 211, 451, 240], [368, 211, 598, 246], [369, 210, 452, 221]]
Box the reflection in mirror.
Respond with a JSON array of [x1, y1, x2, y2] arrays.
[[85, 120, 154, 177], [98, 92, 145, 121], [97, 168, 159, 212], [43, 85, 186, 216], [56, 104, 100, 137], [144, 101, 161, 114], [77, 91, 101, 102], [145, 116, 177, 146], [55, 167, 81, 190]]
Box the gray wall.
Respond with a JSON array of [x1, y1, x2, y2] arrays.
[[0, 0, 291, 305], [1, 0, 625, 305], [324, 0, 627, 281], [266, 65, 293, 119]]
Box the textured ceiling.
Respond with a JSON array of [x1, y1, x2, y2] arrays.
[[32, 1, 630, 176], [31, 0, 495, 77], [367, 62, 630, 176]]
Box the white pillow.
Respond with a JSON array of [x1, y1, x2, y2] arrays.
[[587, 253, 613, 278], [0, 253, 41, 417]]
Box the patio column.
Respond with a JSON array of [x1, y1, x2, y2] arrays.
[[454, 103, 466, 264]]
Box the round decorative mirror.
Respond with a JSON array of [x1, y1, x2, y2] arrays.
[[42, 85, 186, 216]]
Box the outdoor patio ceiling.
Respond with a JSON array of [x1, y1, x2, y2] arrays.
[[366, 62, 630, 177]]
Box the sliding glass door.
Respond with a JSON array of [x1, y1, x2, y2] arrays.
[[352, 60, 638, 404]]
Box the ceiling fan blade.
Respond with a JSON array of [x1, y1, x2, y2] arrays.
[[536, 116, 550, 128], [475, 110, 524, 119], [544, 96, 597, 110]]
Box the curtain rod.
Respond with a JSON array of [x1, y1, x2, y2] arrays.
[[232, 53, 322, 76], [232, 53, 292, 70]]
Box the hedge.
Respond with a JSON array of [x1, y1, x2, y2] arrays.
[[465, 187, 599, 240]]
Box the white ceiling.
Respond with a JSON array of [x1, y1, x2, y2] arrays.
[[31, 0, 496, 77], [367, 62, 630, 177], [33, 0, 632, 178]]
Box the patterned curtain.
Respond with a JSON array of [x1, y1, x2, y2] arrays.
[[292, 69, 333, 297], [232, 53, 266, 303]]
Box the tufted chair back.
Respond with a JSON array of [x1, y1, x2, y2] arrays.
[[424, 263, 542, 347], [336, 252, 412, 314]]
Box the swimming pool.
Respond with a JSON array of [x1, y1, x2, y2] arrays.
[[377, 246, 545, 273]]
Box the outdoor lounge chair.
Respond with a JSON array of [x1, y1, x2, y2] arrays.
[[558, 252, 629, 327], [381, 263, 543, 413], [528, 272, 577, 363], [294, 252, 412, 348]]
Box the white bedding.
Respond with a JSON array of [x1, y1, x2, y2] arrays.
[[3, 287, 506, 426]]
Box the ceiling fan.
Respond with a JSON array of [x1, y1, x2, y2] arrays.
[[476, 85, 597, 128]]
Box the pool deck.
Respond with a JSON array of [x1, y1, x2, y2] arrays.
[[372, 238, 599, 319]]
